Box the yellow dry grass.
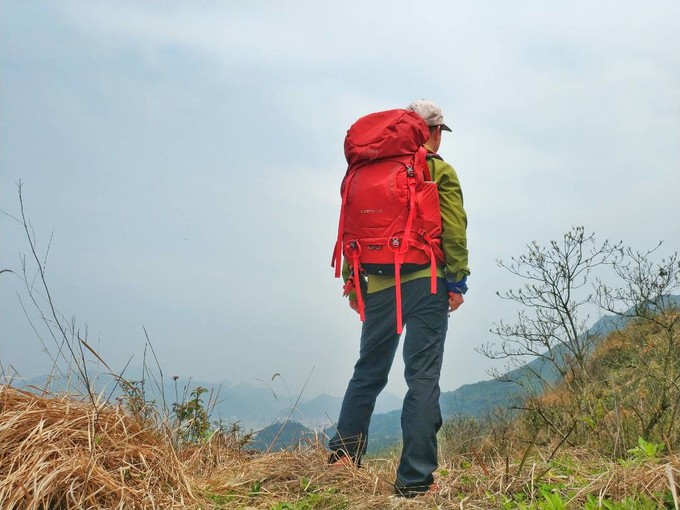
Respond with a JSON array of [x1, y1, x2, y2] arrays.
[[0, 385, 193, 509], [2, 383, 680, 509]]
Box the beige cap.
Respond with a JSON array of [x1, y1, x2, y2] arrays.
[[405, 100, 452, 132]]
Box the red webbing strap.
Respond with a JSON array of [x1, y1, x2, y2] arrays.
[[429, 245, 437, 294], [390, 163, 418, 335], [394, 252, 404, 334], [332, 241, 342, 278], [401, 168, 417, 248], [350, 252, 366, 321], [417, 231, 437, 294], [332, 171, 354, 278], [408, 233, 438, 295]]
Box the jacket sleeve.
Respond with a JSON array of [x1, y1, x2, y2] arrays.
[[430, 158, 470, 282]]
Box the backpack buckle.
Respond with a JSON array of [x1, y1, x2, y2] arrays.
[[405, 166, 415, 177], [346, 239, 362, 256]]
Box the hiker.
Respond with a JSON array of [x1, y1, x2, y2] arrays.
[[329, 100, 470, 497]]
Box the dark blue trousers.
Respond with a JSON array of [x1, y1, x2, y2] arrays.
[[329, 277, 449, 492]]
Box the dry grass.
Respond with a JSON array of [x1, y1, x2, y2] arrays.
[[2, 383, 679, 509], [193, 444, 680, 509], [0, 385, 193, 509]]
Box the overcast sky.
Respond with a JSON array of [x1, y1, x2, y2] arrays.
[[1, 1, 679, 400]]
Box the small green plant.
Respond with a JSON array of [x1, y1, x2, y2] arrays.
[[626, 436, 665, 461], [203, 490, 235, 508], [248, 480, 262, 496], [173, 386, 211, 444], [120, 379, 156, 421], [213, 420, 254, 450], [539, 487, 568, 510]]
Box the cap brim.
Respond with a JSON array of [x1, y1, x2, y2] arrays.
[[441, 124, 452, 132]]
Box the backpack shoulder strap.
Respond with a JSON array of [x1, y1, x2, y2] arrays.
[[424, 152, 443, 181]]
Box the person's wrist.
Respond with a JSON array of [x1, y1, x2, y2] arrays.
[[446, 275, 468, 295]]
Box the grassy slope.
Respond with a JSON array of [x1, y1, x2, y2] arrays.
[[1, 385, 676, 509]]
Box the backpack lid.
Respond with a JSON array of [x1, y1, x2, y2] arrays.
[[344, 109, 429, 166]]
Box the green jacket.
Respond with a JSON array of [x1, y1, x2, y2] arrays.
[[343, 154, 470, 295]]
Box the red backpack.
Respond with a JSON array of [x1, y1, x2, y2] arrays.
[[331, 109, 445, 333]]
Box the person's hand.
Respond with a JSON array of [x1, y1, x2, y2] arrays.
[[448, 291, 464, 312], [349, 299, 360, 315], [342, 278, 355, 297]]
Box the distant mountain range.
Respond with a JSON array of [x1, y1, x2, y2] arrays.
[[12, 371, 401, 432], [214, 384, 402, 430]]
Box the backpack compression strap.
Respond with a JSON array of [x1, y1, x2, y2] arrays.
[[333, 168, 366, 319], [388, 160, 419, 334], [345, 241, 366, 321], [331, 169, 355, 278]]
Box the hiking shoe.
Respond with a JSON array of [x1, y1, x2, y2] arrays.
[[394, 482, 440, 498], [327, 451, 359, 468], [328, 455, 354, 467]]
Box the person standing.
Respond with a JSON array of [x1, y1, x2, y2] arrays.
[[328, 100, 470, 497]]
